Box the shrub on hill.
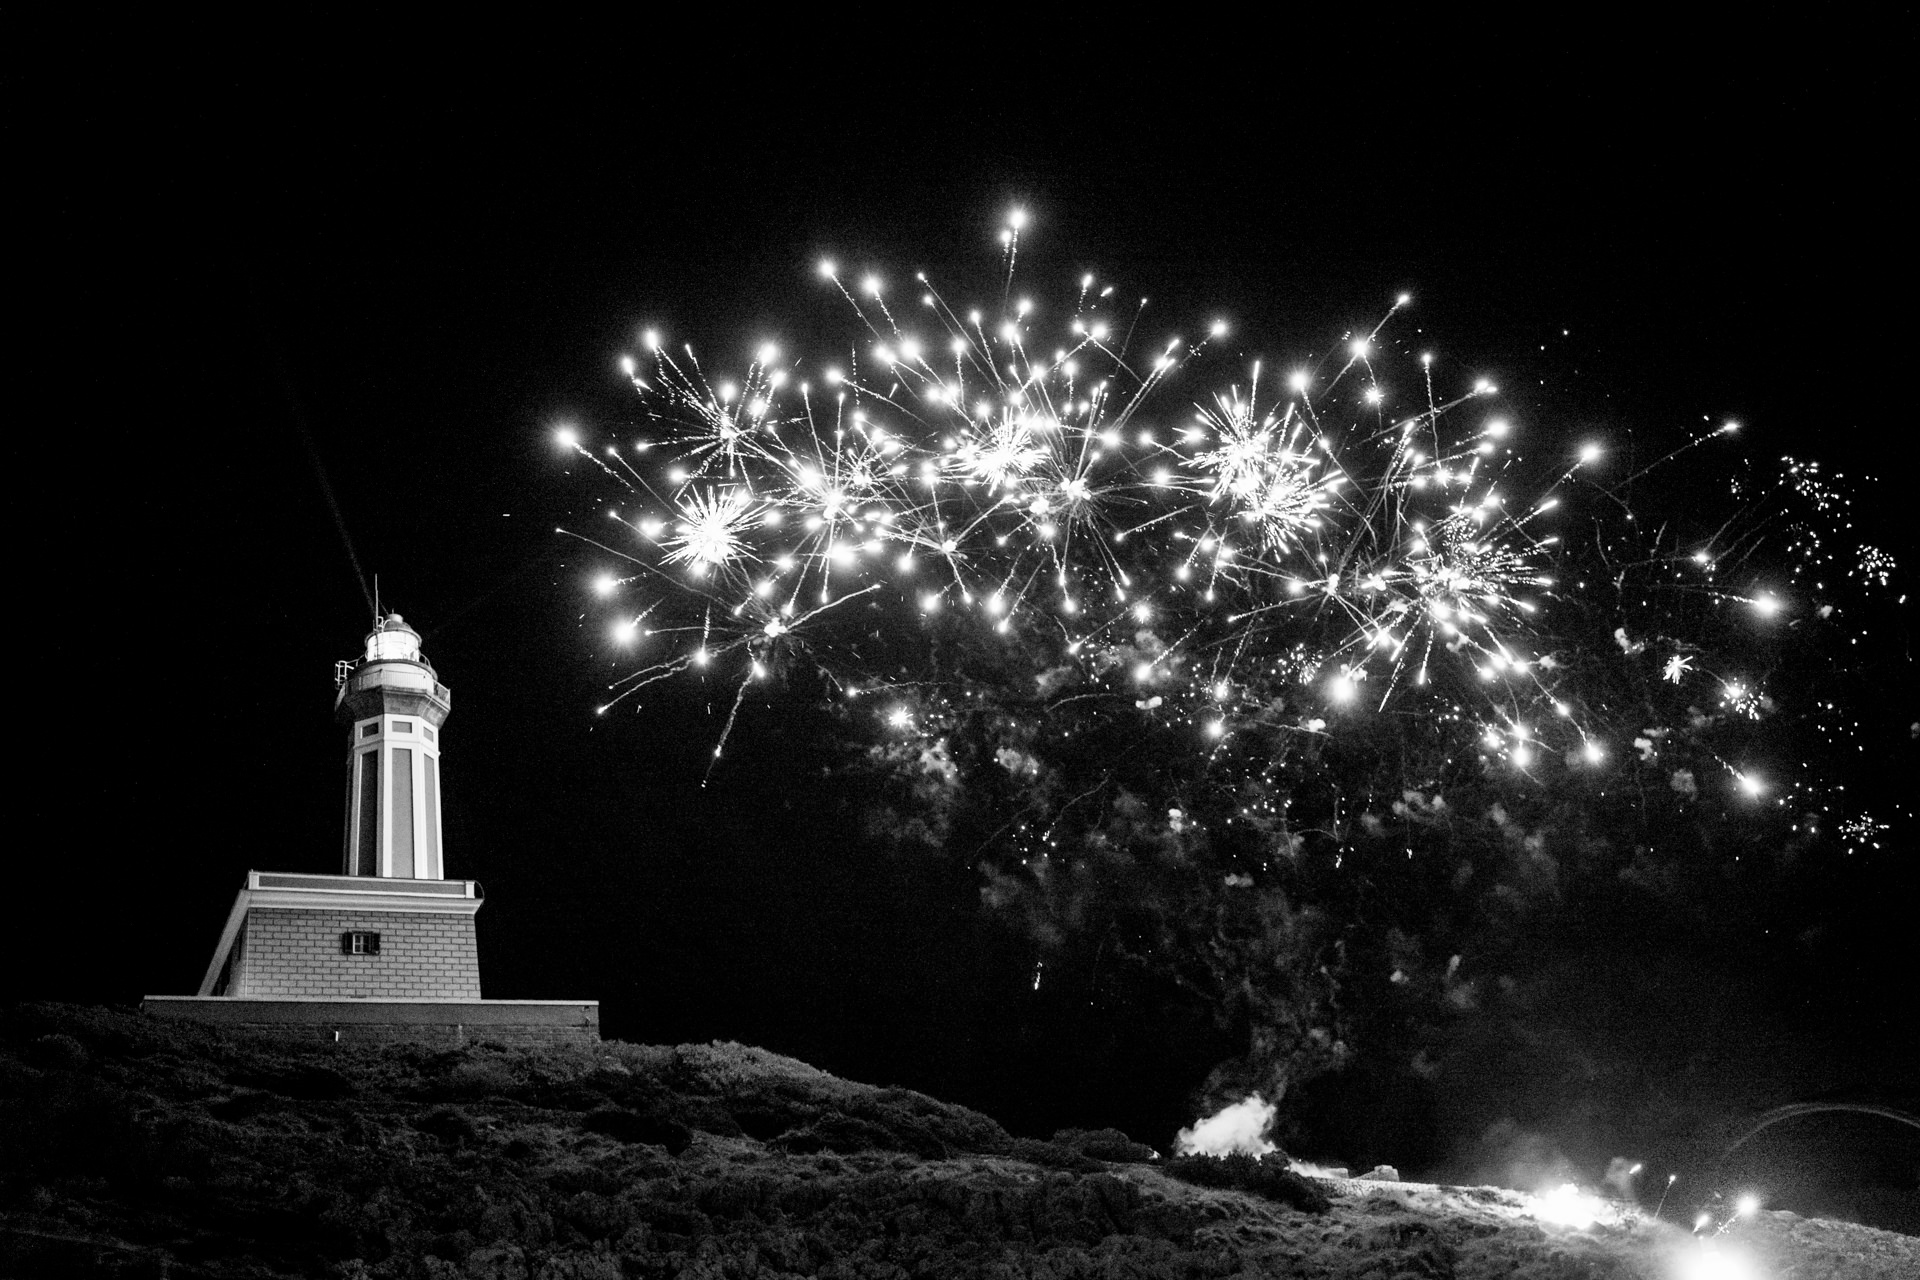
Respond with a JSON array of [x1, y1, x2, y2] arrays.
[[1052, 1126, 1159, 1163], [1162, 1152, 1332, 1213]]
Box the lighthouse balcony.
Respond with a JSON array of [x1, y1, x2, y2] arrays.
[[335, 660, 453, 723], [335, 659, 451, 701], [248, 870, 478, 898]]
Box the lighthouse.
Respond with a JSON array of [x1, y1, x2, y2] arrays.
[[336, 614, 451, 881], [144, 612, 597, 1045]]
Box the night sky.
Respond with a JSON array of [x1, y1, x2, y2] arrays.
[[17, 31, 1915, 1220]]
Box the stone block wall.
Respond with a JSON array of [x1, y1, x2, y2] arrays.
[[235, 907, 481, 1000]]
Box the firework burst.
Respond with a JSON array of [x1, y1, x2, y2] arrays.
[[659, 487, 763, 573], [555, 212, 1903, 838]]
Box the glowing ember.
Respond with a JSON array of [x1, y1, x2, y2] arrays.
[[1175, 1093, 1277, 1158], [1530, 1182, 1607, 1229], [1675, 1239, 1761, 1280]]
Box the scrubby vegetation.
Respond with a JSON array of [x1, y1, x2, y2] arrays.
[[0, 1004, 1218, 1277], [2, 1004, 1913, 1278], [1161, 1152, 1330, 1213]]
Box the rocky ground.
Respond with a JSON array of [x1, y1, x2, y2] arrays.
[[2, 1004, 1913, 1278]]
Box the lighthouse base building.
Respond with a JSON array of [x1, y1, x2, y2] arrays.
[[144, 614, 598, 1046]]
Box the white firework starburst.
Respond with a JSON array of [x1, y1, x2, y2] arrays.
[[662, 487, 762, 572], [1192, 397, 1280, 500], [953, 413, 1048, 491]]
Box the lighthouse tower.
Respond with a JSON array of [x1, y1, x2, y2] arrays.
[[144, 611, 598, 1045], [336, 614, 450, 881]]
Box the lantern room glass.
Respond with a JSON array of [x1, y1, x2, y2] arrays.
[[366, 625, 421, 662]]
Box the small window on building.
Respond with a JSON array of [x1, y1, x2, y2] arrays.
[[360, 722, 380, 738], [341, 931, 382, 955], [393, 720, 413, 733], [423, 725, 435, 741]]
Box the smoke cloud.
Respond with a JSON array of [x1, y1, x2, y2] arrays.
[[1176, 1093, 1278, 1157]]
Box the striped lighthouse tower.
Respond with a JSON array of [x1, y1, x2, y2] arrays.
[[336, 614, 450, 881]]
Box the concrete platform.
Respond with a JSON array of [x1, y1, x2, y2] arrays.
[[142, 995, 599, 1046]]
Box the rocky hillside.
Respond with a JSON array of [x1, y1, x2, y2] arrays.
[[2, 1004, 1913, 1278]]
